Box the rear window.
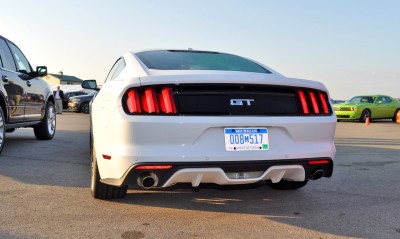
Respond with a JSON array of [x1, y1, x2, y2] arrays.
[[136, 50, 271, 73]]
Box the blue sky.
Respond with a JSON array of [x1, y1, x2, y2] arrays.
[[1, 0, 399, 99]]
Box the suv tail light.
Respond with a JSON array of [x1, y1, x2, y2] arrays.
[[297, 90, 331, 115], [123, 86, 177, 115]]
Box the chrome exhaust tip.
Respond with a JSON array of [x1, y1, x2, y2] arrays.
[[310, 169, 324, 180], [137, 172, 159, 189]]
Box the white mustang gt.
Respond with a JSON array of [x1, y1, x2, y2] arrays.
[[82, 49, 336, 199]]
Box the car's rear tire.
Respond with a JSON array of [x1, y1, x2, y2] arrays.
[[34, 101, 56, 140], [91, 145, 127, 199], [392, 109, 400, 122], [0, 107, 5, 153], [266, 179, 308, 190], [359, 109, 371, 123], [81, 102, 89, 114]]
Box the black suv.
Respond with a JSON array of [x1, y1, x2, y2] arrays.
[[0, 35, 55, 153]]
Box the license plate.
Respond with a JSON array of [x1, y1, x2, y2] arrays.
[[224, 128, 269, 151]]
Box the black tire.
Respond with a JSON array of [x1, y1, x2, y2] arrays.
[[267, 179, 308, 190], [392, 109, 399, 122], [81, 102, 89, 114], [0, 107, 6, 154], [91, 144, 127, 199], [34, 101, 56, 140], [359, 109, 371, 123]]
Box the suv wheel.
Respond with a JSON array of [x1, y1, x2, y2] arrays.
[[266, 179, 308, 190], [91, 144, 127, 199], [34, 101, 56, 140], [0, 107, 5, 153]]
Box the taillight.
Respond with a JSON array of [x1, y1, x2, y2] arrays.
[[298, 90, 309, 114], [309, 92, 319, 114], [142, 88, 159, 113], [319, 92, 329, 114], [123, 86, 178, 115], [297, 89, 331, 116], [126, 89, 141, 113], [159, 87, 177, 114]]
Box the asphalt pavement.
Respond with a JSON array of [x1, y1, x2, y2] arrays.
[[0, 113, 399, 239]]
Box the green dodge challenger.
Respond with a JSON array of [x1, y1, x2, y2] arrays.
[[333, 95, 400, 122]]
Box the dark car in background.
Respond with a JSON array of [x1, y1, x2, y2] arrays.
[[63, 91, 87, 109], [0, 35, 56, 153], [68, 91, 96, 113]]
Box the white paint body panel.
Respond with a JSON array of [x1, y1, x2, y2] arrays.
[[91, 51, 336, 185]]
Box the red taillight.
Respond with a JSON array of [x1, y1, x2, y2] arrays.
[[102, 154, 112, 160], [319, 92, 329, 114], [124, 86, 177, 115], [135, 165, 173, 170], [159, 87, 177, 114], [308, 160, 330, 165], [309, 92, 320, 114], [142, 88, 159, 113], [297, 90, 330, 116], [298, 90, 309, 114], [126, 89, 141, 113]]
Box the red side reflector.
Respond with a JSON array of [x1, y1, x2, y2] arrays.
[[159, 87, 177, 114], [308, 160, 329, 165], [126, 89, 141, 113], [319, 92, 329, 114], [142, 88, 159, 113], [298, 91, 309, 114], [309, 92, 320, 114], [135, 165, 173, 170], [102, 154, 112, 160]]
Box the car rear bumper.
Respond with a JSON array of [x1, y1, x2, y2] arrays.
[[100, 158, 334, 187]]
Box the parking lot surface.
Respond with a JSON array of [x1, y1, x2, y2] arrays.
[[0, 113, 399, 239]]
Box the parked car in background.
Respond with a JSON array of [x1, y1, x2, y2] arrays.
[[63, 91, 88, 109], [83, 49, 336, 200], [0, 35, 56, 153], [333, 94, 400, 122], [68, 91, 96, 113]]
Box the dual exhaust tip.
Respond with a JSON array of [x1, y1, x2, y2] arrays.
[[137, 169, 324, 189]]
